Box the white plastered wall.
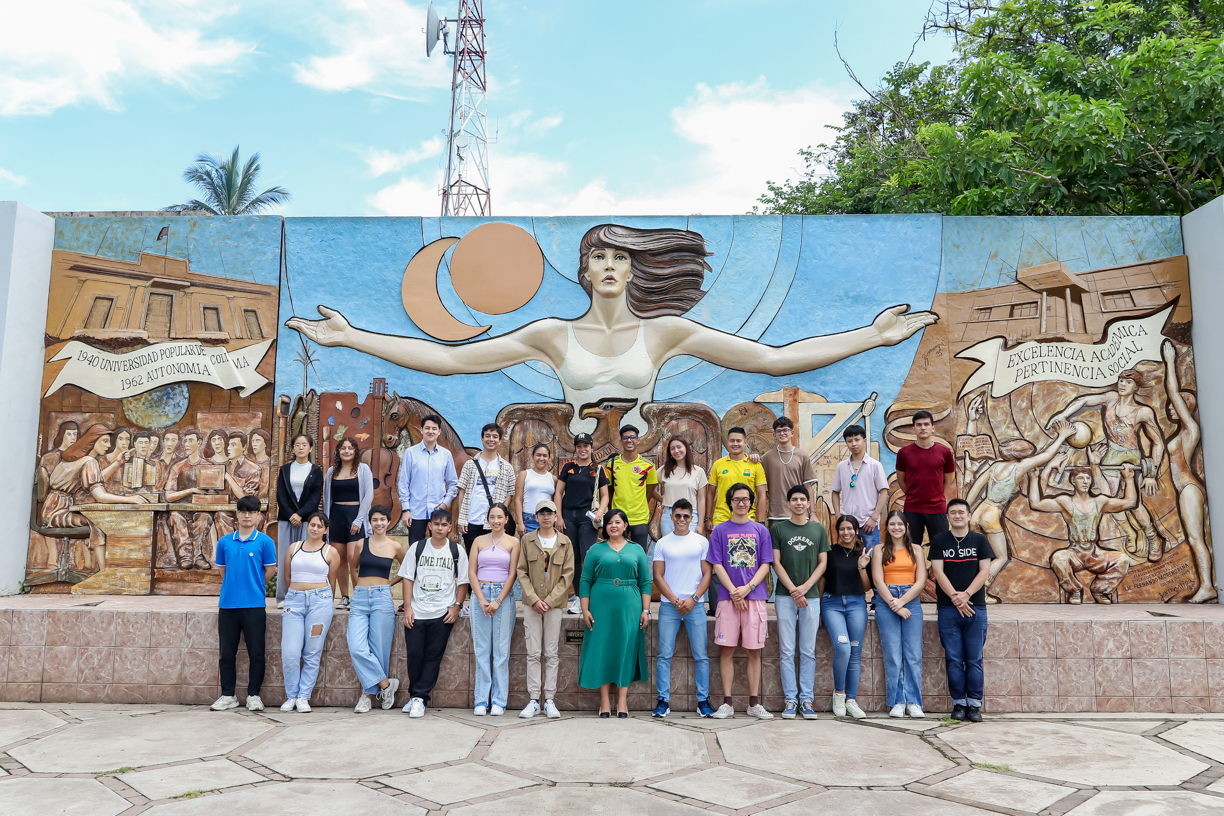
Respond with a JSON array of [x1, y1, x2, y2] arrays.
[[1183, 195, 1224, 593], [0, 203, 54, 595]]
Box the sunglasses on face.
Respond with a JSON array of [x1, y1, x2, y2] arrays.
[[673, 513, 692, 520]]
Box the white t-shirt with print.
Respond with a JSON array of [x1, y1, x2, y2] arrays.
[[398, 539, 471, 620], [652, 532, 710, 604], [467, 457, 502, 526]]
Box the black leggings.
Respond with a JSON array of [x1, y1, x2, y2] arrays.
[[561, 509, 599, 595]]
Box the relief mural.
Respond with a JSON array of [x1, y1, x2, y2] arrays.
[[22, 213, 1213, 603]]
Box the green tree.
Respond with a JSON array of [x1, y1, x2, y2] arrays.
[[164, 146, 290, 215], [758, 0, 1224, 216]]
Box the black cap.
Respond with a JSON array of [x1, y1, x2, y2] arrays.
[[574, 433, 594, 445]]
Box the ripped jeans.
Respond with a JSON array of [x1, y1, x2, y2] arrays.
[[282, 587, 335, 700], [821, 593, 867, 699]]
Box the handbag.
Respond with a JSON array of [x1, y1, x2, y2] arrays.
[[476, 457, 516, 536]]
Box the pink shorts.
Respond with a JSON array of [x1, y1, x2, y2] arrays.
[[714, 599, 769, 650]]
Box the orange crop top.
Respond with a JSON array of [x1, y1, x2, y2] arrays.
[[882, 545, 918, 585]]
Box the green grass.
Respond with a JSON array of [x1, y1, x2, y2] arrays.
[[973, 762, 1014, 772], [174, 789, 216, 799], [96, 767, 137, 776], [940, 717, 959, 727]]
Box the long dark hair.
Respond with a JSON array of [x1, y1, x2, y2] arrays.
[[834, 514, 864, 557], [662, 436, 694, 479], [880, 509, 914, 566], [331, 436, 360, 475], [577, 225, 711, 317]]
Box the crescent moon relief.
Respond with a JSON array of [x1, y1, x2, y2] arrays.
[[401, 222, 546, 343]]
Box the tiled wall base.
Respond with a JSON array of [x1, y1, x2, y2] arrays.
[[1, 598, 1222, 713]]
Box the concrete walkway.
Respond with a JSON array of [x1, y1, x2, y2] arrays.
[[4, 704, 1224, 814]]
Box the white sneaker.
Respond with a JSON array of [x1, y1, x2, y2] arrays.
[[210, 695, 239, 711], [711, 703, 734, 719], [907, 703, 926, 719], [356, 695, 373, 713], [746, 704, 773, 720], [276, 601, 284, 609], [889, 703, 907, 718], [490, 705, 505, 716], [280, 698, 298, 712], [474, 705, 487, 716], [844, 699, 866, 719], [567, 597, 582, 615], [544, 699, 561, 719], [519, 700, 540, 719], [246, 695, 264, 711], [459, 604, 470, 619], [378, 678, 400, 710], [295, 698, 311, 713], [408, 697, 426, 718], [832, 692, 847, 717]]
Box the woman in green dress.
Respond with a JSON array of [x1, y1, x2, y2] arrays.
[[579, 509, 652, 717]]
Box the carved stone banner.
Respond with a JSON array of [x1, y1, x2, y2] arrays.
[[45, 339, 274, 399]]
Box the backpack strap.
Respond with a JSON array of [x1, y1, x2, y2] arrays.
[[449, 540, 460, 577]]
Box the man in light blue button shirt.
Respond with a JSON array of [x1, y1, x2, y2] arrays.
[[398, 414, 458, 542]]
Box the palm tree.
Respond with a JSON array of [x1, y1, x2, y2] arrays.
[[164, 146, 289, 215]]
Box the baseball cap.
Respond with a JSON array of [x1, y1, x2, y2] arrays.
[[574, 433, 594, 445], [535, 499, 558, 513]]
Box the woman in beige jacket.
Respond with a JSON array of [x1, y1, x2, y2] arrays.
[[516, 499, 575, 719]]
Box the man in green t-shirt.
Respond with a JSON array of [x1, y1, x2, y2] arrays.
[[603, 424, 657, 549], [769, 484, 829, 720]]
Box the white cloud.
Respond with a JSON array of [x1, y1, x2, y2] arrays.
[[368, 78, 846, 217], [292, 0, 450, 95], [0, 0, 253, 116], [364, 136, 445, 177], [0, 167, 27, 187]]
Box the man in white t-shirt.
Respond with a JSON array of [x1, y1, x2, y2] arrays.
[[396, 508, 469, 717], [652, 499, 715, 718], [831, 424, 890, 551]]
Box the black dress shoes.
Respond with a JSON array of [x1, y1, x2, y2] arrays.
[[951, 704, 967, 721], [966, 706, 983, 723]]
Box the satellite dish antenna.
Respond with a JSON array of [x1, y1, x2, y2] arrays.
[[425, 2, 441, 57]]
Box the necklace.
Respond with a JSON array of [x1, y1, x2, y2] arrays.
[[950, 530, 969, 547], [778, 447, 795, 465]]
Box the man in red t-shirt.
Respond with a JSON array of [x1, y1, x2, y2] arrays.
[[895, 410, 957, 546]]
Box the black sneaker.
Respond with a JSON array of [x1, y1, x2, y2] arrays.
[[652, 697, 670, 718], [966, 706, 982, 723], [950, 704, 967, 721]]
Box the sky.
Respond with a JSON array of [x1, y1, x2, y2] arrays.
[[0, 0, 954, 217]]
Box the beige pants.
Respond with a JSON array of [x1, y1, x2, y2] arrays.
[[523, 606, 564, 701]]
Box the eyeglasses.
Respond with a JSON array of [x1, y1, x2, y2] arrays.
[[621, 435, 637, 441], [849, 474, 858, 488], [730, 497, 753, 505]]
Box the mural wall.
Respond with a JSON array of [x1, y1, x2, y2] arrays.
[[22, 213, 1214, 604]]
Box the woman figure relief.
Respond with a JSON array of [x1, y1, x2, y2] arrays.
[[288, 225, 937, 435]]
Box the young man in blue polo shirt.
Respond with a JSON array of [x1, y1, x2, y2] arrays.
[[211, 495, 278, 712]]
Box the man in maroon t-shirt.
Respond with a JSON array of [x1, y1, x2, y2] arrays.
[[895, 410, 957, 546]]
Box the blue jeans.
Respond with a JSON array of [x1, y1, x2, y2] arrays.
[[659, 509, 675, 538], [874, 585, 923, 707], [471, 581, 515, 708], [775, 593, 820, 702], [282, 587, 334, 700], [656, 600, 709, 703], [938, 603, 988, 707], [861, 526, 880, 551], [522, 512, 538, 533], [821, 593, 867, 698], [347, 585, 396, 694]]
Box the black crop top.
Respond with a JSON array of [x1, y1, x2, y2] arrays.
[[331, 476, 360, 503], [357, 539, 395, 578]]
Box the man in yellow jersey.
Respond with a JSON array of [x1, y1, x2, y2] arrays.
[[603, 424, 658, 549], [705, 427, 768, 527]]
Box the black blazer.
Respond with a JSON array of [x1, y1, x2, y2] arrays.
[[276, 462, 325, 522]]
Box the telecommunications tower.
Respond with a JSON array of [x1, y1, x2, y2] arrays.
[[426, 1, 490, 217]]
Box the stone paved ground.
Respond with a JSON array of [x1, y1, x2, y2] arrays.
[[5, 704, 1224, 814]]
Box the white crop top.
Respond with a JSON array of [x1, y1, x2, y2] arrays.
[[290, 543, 331, 584]]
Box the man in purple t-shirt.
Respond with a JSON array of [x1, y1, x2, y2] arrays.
[[705, 482, 774, 720]]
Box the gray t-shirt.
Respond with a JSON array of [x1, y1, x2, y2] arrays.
[[398, 540, 470, 619]]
